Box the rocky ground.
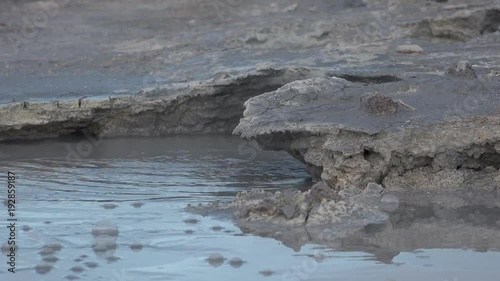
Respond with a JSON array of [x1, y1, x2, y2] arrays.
[[1, 0, 500, 246]]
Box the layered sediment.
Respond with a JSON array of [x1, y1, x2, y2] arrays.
[[229, 65, 500, 235], [233, 74, 500, 191], [0, 67, 318, 141]]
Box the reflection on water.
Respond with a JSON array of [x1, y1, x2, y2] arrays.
[[0, 136, 499, 281]]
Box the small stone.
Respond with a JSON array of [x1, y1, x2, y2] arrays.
[[494, 174, 500, 185], [360, 93, 399, 115], [65, 275, 79, 280], [365, 182, 384, 193], [184, 229, 195, 234], [447, 60, 477, 79], [396, 44, 424, 54], [281, 204, 297, 219], [284, 3, 299, 12], [487, 70, 500, 77], [245, 33, 268, 44]]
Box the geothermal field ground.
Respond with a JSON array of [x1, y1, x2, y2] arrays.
[[1, 0, 500, 280]]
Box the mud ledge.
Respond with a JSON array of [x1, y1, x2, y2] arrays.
[[0, 67, 321, 141], [234, 74, 500, 191], [223, 68, 500, 241]]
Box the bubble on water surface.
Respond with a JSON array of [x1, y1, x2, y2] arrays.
[[207, 253, 226, 267], [130, 243, 143, 252], [211, 226, 224, 231], [259, 269, 275, 277], [43, 255, 59, 263], [102, 203, 118, 209], [92, 235, 118, 257], [313, 253, 325, 262], [39, 247, 54, 256], [228, 257, 245, 268], [84, 261, 98, 269], [380, 194, 400, 212], [132, 202, 145, 208], [35, 264, 53, 274], [92, 221, 119, 237], [70, 266, 85, 273], [106, 256, 121, 263], [21, 225, 32, 231], [183, 218, 200, 224]]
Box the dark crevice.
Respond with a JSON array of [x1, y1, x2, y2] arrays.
[[69, 128, 87, 137], [412, 8, 500, 42], [480, 9, 500, 35], [336, 74, 401, 84], [363, 149, 371, 161], [304, 209, 310, 223]]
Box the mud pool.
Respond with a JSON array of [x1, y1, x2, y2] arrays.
[[0, 136, 499, 281]]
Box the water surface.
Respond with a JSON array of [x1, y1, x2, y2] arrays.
[[0, 136, 499, 281]]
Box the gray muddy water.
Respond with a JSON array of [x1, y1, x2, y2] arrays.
[[0, 136, 499, 281]]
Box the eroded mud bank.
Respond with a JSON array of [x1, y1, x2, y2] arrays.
[[0, 67, 319, 141], [234, 74, 500, 191], [227, 66, 500, 236]]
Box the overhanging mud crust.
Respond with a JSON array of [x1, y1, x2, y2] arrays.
[[0, 68, 320, 141]]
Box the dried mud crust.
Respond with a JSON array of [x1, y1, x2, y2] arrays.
[[234, 73, 500, 191]]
